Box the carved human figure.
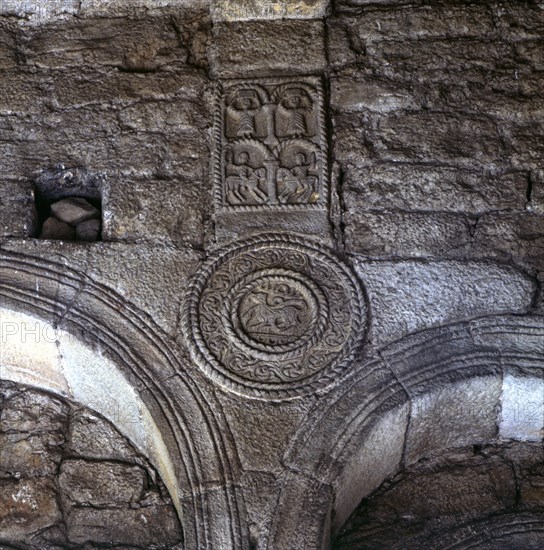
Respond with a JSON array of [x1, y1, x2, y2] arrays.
[[225, 151, 268, 205], [279, 88, 313, 138], [229, 90, 261, 138], [276, 152, 318, 204]]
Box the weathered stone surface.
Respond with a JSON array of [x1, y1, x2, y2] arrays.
[[0, 433, 64, 478], [102, 179, 210, 246], [65, 410, 140, 462], [0, 383, 182, 548], [0, 389, 69, 434], [342, 163, 529, 214], [405, 376, 502, 465], [0, 478, 61, 539], [0, 180, 38, 238], [345, 211, 472, 258], [0, 198, 38, 238], [66, 505, 181, 546], [59, 459, 146, 505], [75, 218, 100, 241], [211, 0, 330, 21], [355, 260, 536, 347], [1, 239, 201, 336], [39, 216, 75, 240], [210, 19, 326, 77], [336, 442, 544, 549], [499, 374, 544, 442], [473, 212, 544, 271], [50, 197, 99, 225]]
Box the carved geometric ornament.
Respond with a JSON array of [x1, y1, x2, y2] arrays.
[[213, 77, 329, 213], [183, 234, 367, 399]]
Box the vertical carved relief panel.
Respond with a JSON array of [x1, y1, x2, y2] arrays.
[[183, 75, 368, 401], [212, 77, 331, 240]]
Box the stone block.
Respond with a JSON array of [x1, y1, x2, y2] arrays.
[[0, 389, 69, 434], [211, 0, 330, 21], [0, 478, 61, 539], [210, 19, 326, 78], [344, 211, 472, 259], [102, 179, 210, 247], [364, 111, 505, 166], [1, 238, 202, 338], [66, 505, 181, 546], [0, 180, 38, 238], [66, 409, 140, 462], [343, 164, 529, 214], [0, 26, 18, 69], [222, 399, 306, 474], [50, 197, 99, 225], [333, 403, 409, 535], [365, 453, 516, 521], [59, 460, 146, 505], [0, 433, 64, 478], [341, 4, 495, 44], [473, 212, 544, 271], [75, 218, 101, 241], [39, 217, 76, 241], [365, 39, 516, 85], [405, 376, 502, 465], [19, 17, 185, 70], [499, 374, 544, 442], [356, 260, 536, 348], [331, 76, 417, 113]]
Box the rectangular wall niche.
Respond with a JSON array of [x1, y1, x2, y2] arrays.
[[35, 167, 103, 243], [212, 76, 331, 242]]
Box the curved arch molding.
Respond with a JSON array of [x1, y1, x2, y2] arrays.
[[263, 314, 544, 549], [0, 249, 249, 550]]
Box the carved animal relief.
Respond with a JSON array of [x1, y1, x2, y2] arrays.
[[213, 78, 328, 211], [183, 235, 366, 399]]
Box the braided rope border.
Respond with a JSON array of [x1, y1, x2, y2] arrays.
[[182, 234, 367, 401]]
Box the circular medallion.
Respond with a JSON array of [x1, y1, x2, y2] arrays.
[[183, 234, 367, 399]]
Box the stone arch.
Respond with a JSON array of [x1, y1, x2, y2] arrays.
[[263, 314, 544, 550], [0, 249, 249, 549]]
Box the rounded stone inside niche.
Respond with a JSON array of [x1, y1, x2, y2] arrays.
[[233, 272, 321, 351]]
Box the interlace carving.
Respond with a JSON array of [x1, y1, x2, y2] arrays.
[[183, 235, 367, 400]]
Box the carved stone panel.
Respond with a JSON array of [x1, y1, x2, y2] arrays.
[[213, 77, 331, 241], [183, 234, 367, 400]]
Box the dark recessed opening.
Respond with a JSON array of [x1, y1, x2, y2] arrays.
[[34, 166, 104, 243]]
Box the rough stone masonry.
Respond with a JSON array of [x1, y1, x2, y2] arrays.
[[0, 0, 543, 549]]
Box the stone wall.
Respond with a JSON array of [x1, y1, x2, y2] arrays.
[[336, 441, 544, 548], [0, 381, 182, 549], [330, 0, 544, 274], [1, 1, 543, 549]]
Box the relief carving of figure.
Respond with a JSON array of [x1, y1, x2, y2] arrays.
[[278, 88, 313, 138], [228, 89, 262, 138], [225, 151, 268, 205], [239, 281, 312, 345], [276, 151, 318, 204]]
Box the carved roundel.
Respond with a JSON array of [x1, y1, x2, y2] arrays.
[[183, 234, 367, 399]]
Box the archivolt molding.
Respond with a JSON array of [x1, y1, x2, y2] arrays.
[[0, 249, 249, 550], [263, 314, 544, 549]]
